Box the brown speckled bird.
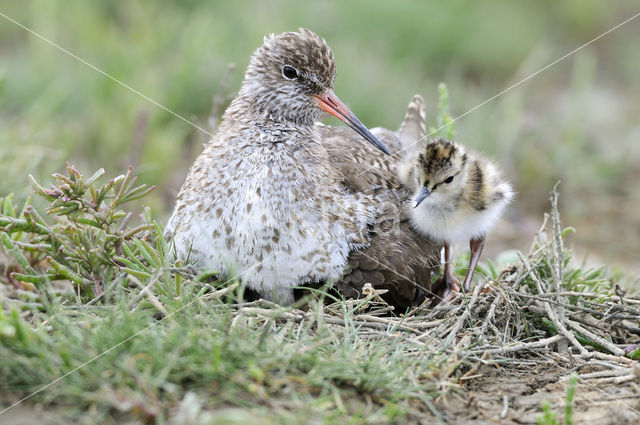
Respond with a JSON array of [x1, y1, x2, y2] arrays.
[[165, 29, 439, 308]]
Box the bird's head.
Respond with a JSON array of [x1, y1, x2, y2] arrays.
[[412, 139, 468, 208], [237, 28, 389, 154]]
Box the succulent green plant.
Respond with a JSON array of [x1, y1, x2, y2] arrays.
[[428, 82, 456, 140], [1, 164, 159, 300]]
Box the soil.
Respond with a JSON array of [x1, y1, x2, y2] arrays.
[[435, 359, 640, 424]]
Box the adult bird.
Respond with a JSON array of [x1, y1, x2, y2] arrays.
[[165, 29, 439, 308]]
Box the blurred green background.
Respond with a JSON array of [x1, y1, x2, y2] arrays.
[[1, 0, 639, 273]]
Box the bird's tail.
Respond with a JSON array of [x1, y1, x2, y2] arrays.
[[397, 94, 426, 148]]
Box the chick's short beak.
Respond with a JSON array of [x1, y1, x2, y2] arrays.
[[315, 91, 390, 155], [413, 186, 431, 208]]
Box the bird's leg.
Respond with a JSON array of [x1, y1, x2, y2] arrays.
[[442, 243, 459, 292], [431, 243, 461, 306], [461, 235, 485, 292]]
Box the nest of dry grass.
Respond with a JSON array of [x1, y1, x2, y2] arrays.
[[220, 188, 640, 386]]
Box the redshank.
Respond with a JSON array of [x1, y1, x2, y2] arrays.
[[166, 29, 439, 306]]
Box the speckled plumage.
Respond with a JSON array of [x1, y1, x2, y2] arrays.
[[165, 29, 439, 306]]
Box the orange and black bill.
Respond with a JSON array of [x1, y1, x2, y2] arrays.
[[316, 91, 390, 155]]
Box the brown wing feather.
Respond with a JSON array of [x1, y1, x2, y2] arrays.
[[319, 125, 441, 309], [339, 202, 440, 309], [320, 126, 402, 191]]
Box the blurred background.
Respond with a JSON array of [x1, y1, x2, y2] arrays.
[[0, 1, 638, 276]]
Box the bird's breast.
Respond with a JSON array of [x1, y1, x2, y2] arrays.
[[167, 140, 366, 290]]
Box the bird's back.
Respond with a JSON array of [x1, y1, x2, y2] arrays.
[[318, 101, 440, 308]]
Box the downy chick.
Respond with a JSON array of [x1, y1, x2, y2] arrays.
[[399, 139, 513, 301]]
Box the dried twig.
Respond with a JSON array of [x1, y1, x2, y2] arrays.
[[128, 273, 167, 315], [519, 252, 588, 356]]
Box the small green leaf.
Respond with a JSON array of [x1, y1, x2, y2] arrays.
[[1, 232, 36, 274], [565, 373, 577, 425], [487, 260, 498, 279], [120, 266, 151, 279], [10, 273, 58, 285], [625, 346, 640, 360], [86, 168, 106, 186]]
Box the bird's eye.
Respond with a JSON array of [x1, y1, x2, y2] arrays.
[[444, 176, 454, 184], [282, 65, 298, 80]]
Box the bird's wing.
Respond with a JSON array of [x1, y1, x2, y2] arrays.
[[337, 188, 440, 309], [320, 126, 440, 309], [319, 126, 402, 192]]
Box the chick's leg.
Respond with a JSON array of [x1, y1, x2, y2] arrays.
[[442, 243, 458, 291], [432, 243, 461, 306], [462, 235, 485, 292]]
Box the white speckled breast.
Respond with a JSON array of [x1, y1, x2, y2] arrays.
[[165, 124, 376, 303]]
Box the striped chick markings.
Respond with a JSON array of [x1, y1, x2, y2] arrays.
[[399, 139, 513, 302]]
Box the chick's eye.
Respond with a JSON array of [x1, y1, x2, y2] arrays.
[[282, 65, 298, 80], [444, 176, 454, 184]]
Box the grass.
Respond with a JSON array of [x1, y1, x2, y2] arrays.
[[1, 163, 639, 423], [537, 373, 577, 425], [0, 294, 446, 423]]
